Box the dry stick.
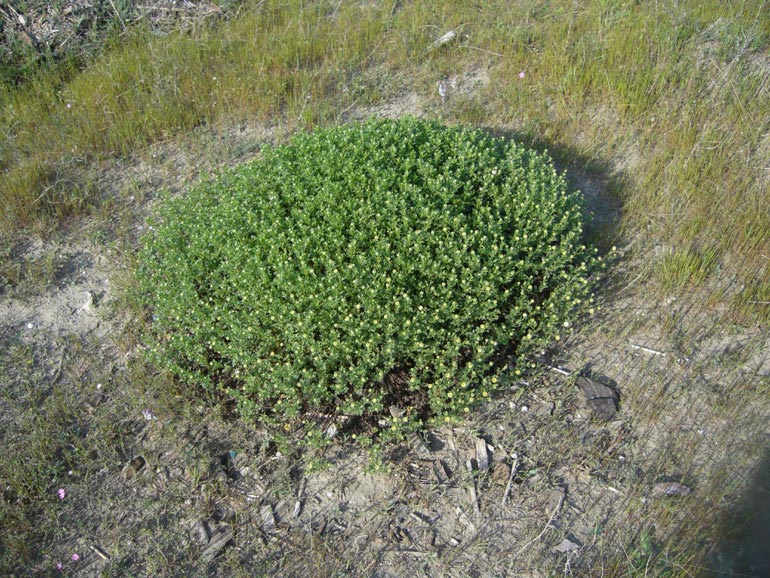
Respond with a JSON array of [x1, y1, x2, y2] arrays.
[[510, 489, 565, 561], [629, 342, 666, 356], [107, 0, 127, 32], [135, 4, 221, 13], [463, 45, 504, 57], [89, 544, 110, 560], [501, 455, 520, 506], [547, 364, 572, 376]]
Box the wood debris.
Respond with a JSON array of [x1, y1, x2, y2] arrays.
[[433, 459, 451, 485], [465, 460, 481, 517], [201, 523, 233, 562], [192, 520, 210, 544], [427, 30, 457, 52], [0, 1, 224, 65], [474, 437, 490, 472], [411, 434, 432, 459]]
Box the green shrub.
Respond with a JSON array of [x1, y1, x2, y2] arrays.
[[137, 117, 597, 440]]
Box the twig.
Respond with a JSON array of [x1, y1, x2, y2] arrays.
[[501, 455, 519, 506], [389, 0, 401, 19], [463, 45, 504, 57], [89, 544, 110, 560], [529, 355, 572, 375], [547, 364, 572, 376], [629, 343, 666, 356], [455, 506, 476, 534], [616, 263, 647, 294], [511, 488, 564, 561], [136, 5, 222, 14], [107, 0, 127, 32]]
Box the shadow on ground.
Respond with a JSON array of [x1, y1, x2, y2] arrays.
[[711, 442, 770, 577]]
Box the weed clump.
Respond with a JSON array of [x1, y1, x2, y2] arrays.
[[137, 117, 597, 440]]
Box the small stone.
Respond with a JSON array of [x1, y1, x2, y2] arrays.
[[652, 482, 691, 498], [552, 538, 580, 553], [490, 461, 511, 486], [192, 520, 210, 544], [547, 487, 566, 513], [577, 376, 618, 420], [261, 505, 276, 534], [536, 402, 555, 417], [411, 434, 432, 459]]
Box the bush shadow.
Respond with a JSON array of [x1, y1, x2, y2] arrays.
[[710, 443, 770, 577], [483, 126, 627, 256]]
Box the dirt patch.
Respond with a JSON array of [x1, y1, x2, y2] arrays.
[[0, 239, 112, 344]]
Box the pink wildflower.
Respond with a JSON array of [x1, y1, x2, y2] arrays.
[[71, 553, 79, 562], [518, 71, 526, 79], [57, 488, 66, 500]]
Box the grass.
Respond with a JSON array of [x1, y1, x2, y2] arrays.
[[0, 0, 769, 576], [657, 246, 720, 293]]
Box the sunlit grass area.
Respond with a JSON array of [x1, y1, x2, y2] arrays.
[[2, 0, 768, 317]]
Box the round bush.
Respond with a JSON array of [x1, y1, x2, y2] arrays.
[[137, 117, 596, 436]]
